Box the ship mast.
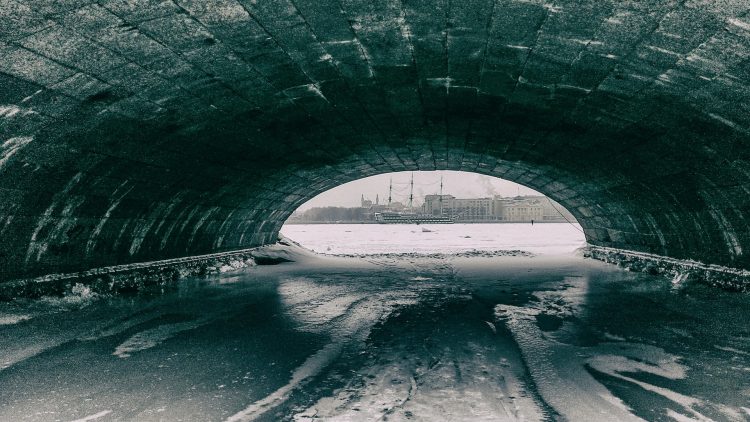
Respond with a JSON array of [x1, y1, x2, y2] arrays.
[[388, 178, 392, 207], [408, 172, 414, 211], [439, 174, 443, 216]]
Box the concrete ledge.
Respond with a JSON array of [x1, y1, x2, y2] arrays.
[[584, 246, 750, 292], [0, 247, 291, 301]]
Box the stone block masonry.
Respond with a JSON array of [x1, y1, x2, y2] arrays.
[[0, 243, 293, 301], [585, 246, 750, 292], [1, 0, 749, 283]]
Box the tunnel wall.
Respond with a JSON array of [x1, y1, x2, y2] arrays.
[[1, 0, 750, 282]]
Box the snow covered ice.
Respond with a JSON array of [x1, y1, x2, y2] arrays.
[[0, 224, 748, 421], [280, 223, 586, 256]]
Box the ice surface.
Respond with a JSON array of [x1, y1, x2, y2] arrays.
[[281, 223, 585, 256], [226, 342, 346, 422], [496, 303, 643, 422], [113, 318, 212, 358], [1, 241, 749, 421], [69, 410, 112, 422]]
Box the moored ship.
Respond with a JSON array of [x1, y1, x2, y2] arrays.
[[374, 173, 455, 224], [374, 212, 455, 224]]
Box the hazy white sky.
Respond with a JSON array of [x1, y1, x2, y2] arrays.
[[297, 171, 541, 211]]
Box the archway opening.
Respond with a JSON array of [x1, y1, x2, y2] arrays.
[[280, 171, 585, 256]]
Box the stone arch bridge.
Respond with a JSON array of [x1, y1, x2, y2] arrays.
[[1, 0, 749, 283]]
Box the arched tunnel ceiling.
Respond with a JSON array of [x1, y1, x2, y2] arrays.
[[1, 0, 749, 281]]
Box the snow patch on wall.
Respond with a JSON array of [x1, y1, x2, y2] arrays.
[[707, 112, 743, 132], [0, 314, 31, 325], [151, 199, 183, 238], [187, 206, 219, 248], [159, 205, 192, 250], [709, 209, 743, 257], [0, 136, 33, 169], [128, 203, 174, 255], [27, 199, 85, 263], [646, 45, 679, 56], [128, 216, 163, 256], [0, 105, 36, 118], [644, 214, 667, 248], [214, 210, 237, 248], [25, 172, 84, 264], [727, 18, 750, 32], [0, 215, 14, 237], [305, 83, 325, 99], [86, 181, 134, 256], [112, 219, 132, 252]]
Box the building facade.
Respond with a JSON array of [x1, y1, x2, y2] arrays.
[[422, 195, 492, 221], [423, 194, 575, 222]]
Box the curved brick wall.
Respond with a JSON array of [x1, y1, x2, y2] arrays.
[[1, 0, 749, 281]]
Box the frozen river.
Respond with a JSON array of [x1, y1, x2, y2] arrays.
[[280, 223, 586, 255], [0, 240, 749, 421]]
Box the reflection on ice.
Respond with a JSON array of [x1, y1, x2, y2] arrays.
[[497, 302, 641, 421], [586, 345, 708, 420], [69, 409, 112, 422], [113, 318, 212, 358], [0, 242, 749, 421], [227, 342, 346, 422]]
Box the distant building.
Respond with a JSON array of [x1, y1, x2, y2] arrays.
[[423, 194, 575, 222], [359, 194, 407, 220], [423, 194, 452, 216], [423, 195, 492, 221], [343, 193, 576, 223], [495, 196, 544, 222]]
